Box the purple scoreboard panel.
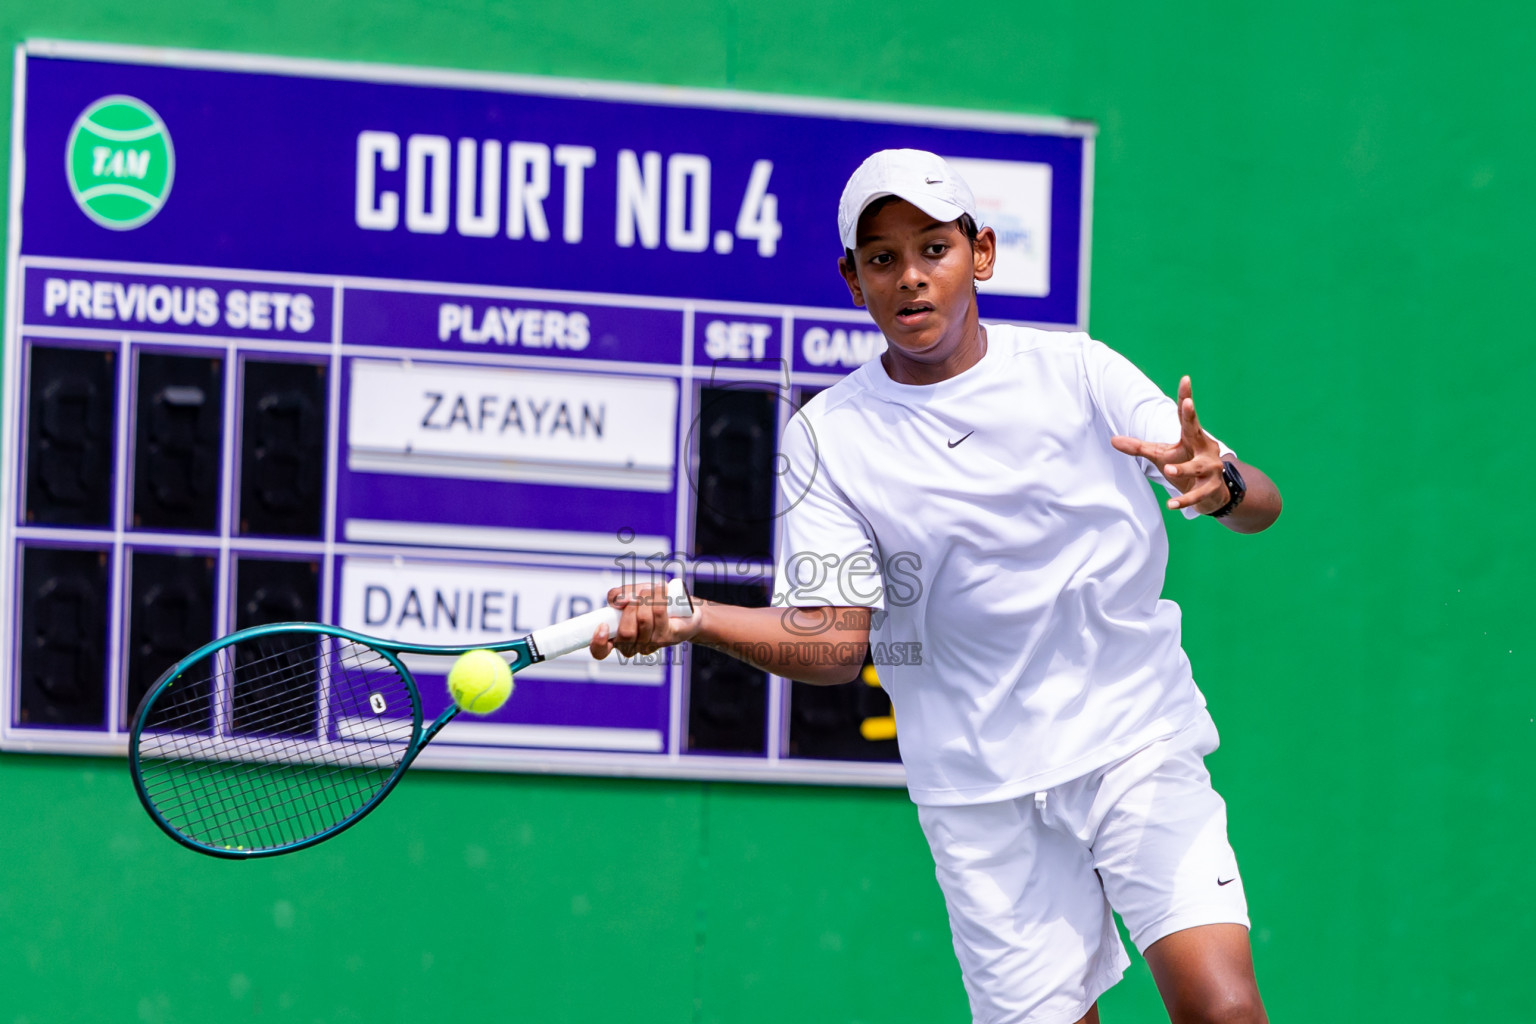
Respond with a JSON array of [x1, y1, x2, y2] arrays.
[[2, 40, 1094, 783]]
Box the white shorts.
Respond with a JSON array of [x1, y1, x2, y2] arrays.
[[916, 710, 1249, 1024]]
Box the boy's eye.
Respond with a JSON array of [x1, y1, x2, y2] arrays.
[[924, 243, 949, 256], [869, 252, 893, 265]]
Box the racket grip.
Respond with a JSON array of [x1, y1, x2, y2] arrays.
[[529, 578, 693, 662]]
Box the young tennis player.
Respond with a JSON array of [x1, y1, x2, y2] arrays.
[[593, 149, 1281, 1024]]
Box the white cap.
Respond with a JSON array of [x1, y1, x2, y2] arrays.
[[837, 149, 977, 250]]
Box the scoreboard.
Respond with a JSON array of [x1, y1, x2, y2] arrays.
[[2, 40, 1094, 784]]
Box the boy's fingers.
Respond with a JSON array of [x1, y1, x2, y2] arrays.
[[601, 583, 686, 657], [589, 622, 612, 660], [1179, 396, 1206, 447], [634, 597, 657, 651], [614, 602, 642, 657], [632, 583, 676, 652], [1112, 435, 1176, 461], [1168, 477, 1224, 510]]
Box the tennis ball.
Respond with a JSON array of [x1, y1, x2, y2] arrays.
[[447, 650, 513, 714]]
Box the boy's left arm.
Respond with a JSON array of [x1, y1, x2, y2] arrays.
[[1110, 375, 1283, 535]]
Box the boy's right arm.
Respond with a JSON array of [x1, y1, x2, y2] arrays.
[[589, 585, 870, 687]]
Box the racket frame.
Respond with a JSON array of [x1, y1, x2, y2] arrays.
[[128, 622, 537, 859]]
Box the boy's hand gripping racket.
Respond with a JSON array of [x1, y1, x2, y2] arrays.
[[130, 579, 691, 858]]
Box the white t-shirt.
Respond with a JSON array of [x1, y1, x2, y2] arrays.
[[772, 324, 1234, 806]]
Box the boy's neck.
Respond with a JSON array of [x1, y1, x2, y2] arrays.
[[881, 320, 988, 386]]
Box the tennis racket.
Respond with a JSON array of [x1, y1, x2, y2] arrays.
[[130, 578, 691, 858]]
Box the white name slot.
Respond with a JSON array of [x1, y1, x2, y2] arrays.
[[347, 359, 678, 490], [337, 558, 665, 685]]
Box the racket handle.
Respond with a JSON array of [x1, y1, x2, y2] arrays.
[[528, 578, 693, 662]]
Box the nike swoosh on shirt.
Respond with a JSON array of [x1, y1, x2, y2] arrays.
[[1217, 877, 1236, 886], [947, 431, 974, 448]]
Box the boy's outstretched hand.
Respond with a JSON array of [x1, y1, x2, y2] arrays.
[[1110, 375, 1235, 515]]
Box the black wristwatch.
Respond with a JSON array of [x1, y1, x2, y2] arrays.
[[1210, 460, 1246, 519]]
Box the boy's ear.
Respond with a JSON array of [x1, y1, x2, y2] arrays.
[[972, 226, 998, 283], [839, 255, 867, 307]]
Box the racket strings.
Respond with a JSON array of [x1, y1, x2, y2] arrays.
[[136, 633, 418, 853]]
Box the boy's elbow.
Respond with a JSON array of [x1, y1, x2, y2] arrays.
[[806, 662, 866, 686], [795, 640, 869, 686]]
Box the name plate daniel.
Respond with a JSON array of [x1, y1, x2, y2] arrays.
[[337, 558, 662, 684]]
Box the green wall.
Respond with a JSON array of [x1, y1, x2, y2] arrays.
[[3, 3, 1531, 1021]]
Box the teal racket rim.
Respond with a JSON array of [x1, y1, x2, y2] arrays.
[[130, 626, 540, 859], [129, 622, 537, 858], [129, 623, 427, 859]]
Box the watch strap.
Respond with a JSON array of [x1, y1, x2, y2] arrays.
[[1210, 460, 1247, 519]]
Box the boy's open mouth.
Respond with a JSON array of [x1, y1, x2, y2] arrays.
[[895, 301, 935, 324]]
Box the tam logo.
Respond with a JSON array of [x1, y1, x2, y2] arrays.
[[65, 95, 175, 230]]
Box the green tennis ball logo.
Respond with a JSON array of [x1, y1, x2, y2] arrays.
[[65, 95, 175, 230]]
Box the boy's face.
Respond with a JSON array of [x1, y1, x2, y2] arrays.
[[838, 198, 996, 365]]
